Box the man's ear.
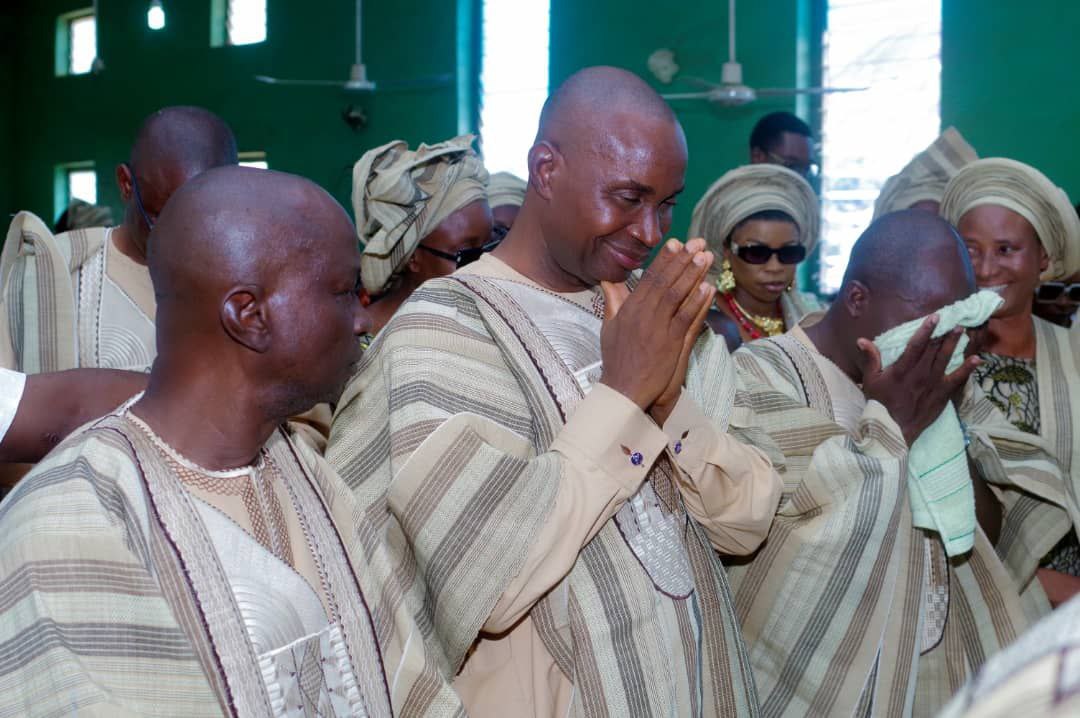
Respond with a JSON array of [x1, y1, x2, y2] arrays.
[[528, 141, 560, 201], [221, 285, 271, 353], [843, 280, 870, 319], [116, 163, 133, 202]]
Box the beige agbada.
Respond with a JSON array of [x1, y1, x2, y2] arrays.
[[0, 211, 155, 372], [353, 135, 488, 296], [689, 163, 823, 328], [873, 127, 978, 218]]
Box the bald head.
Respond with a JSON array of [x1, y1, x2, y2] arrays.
[[842, 210, 974, 302], [130, 106, 237, 173], [537, 66, 679, 145], [148, 166, 367, 416]]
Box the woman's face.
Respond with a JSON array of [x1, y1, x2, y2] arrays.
[[957, 204, 1048, 319], [724, 219, 801, 305]]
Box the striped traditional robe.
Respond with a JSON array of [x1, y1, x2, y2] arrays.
[[1034, 316, 1080, 512], [727, 332, 1073, 717], [0, 407, 460, 717], [327, 269, 761, 716], [0, 211, 155, 372]]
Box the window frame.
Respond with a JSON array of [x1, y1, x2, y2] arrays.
[[210, 0, 267, 48], [54, 161, 97, 220], [55, 8, 96, 77]]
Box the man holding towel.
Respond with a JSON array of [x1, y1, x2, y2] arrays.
[[726, 210, 1074, 717]]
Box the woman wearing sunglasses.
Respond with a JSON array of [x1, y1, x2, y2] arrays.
[[941, 158, 1080, 604], [690, 164, 822, 351], [354, 135, 496, 341]]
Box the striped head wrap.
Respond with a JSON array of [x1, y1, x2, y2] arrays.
[[353, 134, 489, 294], [941, 157, 1080, 280], [487, 171, 527, 209], [873, 127, 978, 219], [689, 164, 819, 280]]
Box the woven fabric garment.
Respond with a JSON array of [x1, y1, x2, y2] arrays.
[[872, 289, 1003, 557], [487, 171, 527, 208], [0, 211, 154, 372], [726, 326, 1071, 718]]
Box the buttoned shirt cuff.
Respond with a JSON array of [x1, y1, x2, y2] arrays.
[[551, 382, 669, 495], [661, 391, 715, 477]]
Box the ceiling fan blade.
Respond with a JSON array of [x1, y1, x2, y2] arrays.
[[660, 92, 714, 100], [755, 86, 867, 96], [254, 75, 349, 87], [374, 73, 455, 91], [682, 75, 722, 90]]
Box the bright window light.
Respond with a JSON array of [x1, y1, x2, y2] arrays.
[[228, 0, 266, 46], [479, 0, 550, 179], [69, 14, 97, 75], [68, 169, 98, 205], [818, 0, 941, 293], [148, 1, 166, 30]]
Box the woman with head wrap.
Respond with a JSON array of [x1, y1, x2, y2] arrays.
[[354, 135, 493, 339], [689, 164, 822, 351], [486, 171, 527, 243], [941, 157, 1080, 604], [873, 127, 977, 219]]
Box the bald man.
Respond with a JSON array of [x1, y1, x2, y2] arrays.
[[726, 210, 1074, 716], [328, 66, 781, 716], [0, 167, 461, 716], [0, 105, 237, 373]]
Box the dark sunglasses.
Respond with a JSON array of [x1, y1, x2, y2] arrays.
[[124, 163, 157, 230], [733, 243, 807, 266], [1035, 282, 1080, 303], [417, 238, 501, 268]]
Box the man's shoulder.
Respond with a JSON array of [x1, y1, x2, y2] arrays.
[[0, 418, 144, 541]]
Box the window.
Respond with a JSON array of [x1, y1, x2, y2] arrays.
[[478, 0, 550, 179], [56, 9, 96, 76], [239, 151, 268, 169], [55, 164, 97, 218], [228, 0, 266, 45], [817, 0, 941, 293]]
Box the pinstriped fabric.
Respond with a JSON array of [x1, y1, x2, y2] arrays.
[[728, 332, 1072, 717], [0, 408, 441, 717], [328, 273, 760, 716], [1035, 317, 1080, 522]]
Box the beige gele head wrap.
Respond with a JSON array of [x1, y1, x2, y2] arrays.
[[59, 199, 114, 231], [873, 127, 978, 219], [689, 164, 819, 280], [353, 134, 489, 294], [487, 171, 527, 209], [941, 157, 1080, 280]]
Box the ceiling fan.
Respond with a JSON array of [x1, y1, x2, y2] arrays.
[[254, 0, 451, 92], [656, 0, 866, 107]]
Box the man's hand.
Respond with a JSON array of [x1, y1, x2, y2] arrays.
[[598, 238, 715, 417], [858, 317, 981, 446]]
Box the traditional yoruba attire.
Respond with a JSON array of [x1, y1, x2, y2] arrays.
[[486, 171, 527, 208], [942, 158, 1080, 575], [727, 316, 1073, 717], [327, 253, 783, 717], [873, 127, 978, 218], [56, 199, 114, 232], [940, 593, 1080, 718], [354, 134, 489, 298], [689, 164, 825, 332], [0, 400, 461, 717], [0, 211, 155, 373]]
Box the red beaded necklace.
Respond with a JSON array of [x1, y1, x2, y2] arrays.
[[721, 292, 783, 340]]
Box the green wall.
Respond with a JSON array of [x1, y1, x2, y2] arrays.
[[1, 0, 460, 223], [941, 0, 1080, 200], [550, 0, 812, 237], [1, 0, 811, 238]]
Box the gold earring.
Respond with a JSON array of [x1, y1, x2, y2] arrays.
[[718, 258, 736, 293]]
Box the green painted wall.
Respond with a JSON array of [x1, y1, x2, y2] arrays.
[[1, 0, 460, 223], [550, 0, 811, 237], [1, 0, 811, 238], [941, 0, 1080, 200]]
